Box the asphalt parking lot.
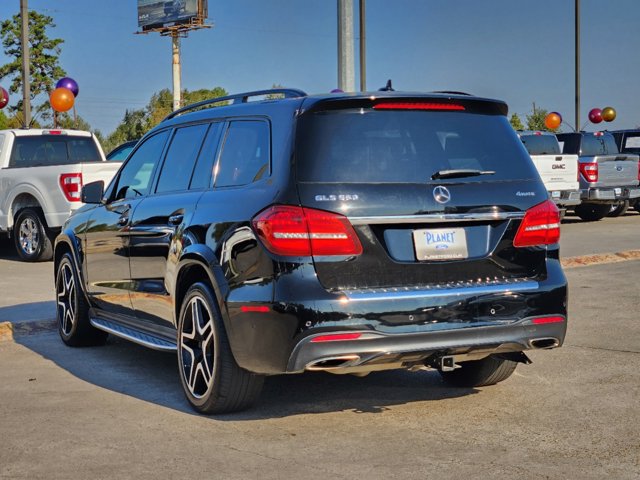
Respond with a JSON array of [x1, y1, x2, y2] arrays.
[[0, 212, 639, 479]]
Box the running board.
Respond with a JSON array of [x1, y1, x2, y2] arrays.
[[90, 317, 177, 352]]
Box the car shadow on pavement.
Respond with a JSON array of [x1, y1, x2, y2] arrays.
[[16, 332, 478, 419], [0, 301, 55, 323]]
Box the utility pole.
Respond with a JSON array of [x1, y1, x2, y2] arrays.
[[575, 0, 580, 131], [359, 0, 366, 92], [172, 34, 181, 111], [337, 0, 355, 92], [20, 0, 31, 127]]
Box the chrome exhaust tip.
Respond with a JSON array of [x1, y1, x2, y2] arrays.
[[530, 337, 559, 349], [305, 355, 361, 371]]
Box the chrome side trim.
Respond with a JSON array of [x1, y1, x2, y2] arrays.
[[90, 317, 177, 352], [349, 212, 524, 225], [340, 279, 539, 302]]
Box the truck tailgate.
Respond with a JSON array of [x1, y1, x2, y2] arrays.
[[587, 154, 640, 187], [530, 154, 579, 191]]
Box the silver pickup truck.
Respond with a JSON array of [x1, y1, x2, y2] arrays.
[[0, 129, 120, 261], [556, 131, 640, 221]]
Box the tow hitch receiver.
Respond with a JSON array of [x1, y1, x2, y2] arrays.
[[440, 355, 458, 372]]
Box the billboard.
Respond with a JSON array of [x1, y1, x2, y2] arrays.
[[138, 0, 207, 30]]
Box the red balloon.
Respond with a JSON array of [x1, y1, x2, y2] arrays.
[[0, 87, 8, 109], [588, 108, 603, 124], [50, 87, 75, 112]]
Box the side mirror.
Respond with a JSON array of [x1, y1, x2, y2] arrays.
[[81, 180, 105, 204]]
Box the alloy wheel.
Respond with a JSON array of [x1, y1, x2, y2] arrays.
[[56, 262, 76, 336], [19, 217, 40, 256], [180, 295, 215, 398]]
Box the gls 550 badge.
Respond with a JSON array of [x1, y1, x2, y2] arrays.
[[315, 194, 359, 202]]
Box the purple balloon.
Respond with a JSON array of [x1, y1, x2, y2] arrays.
[[56, 77, 79, 97]]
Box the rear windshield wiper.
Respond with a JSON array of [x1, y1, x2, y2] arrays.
[[431, 169, 496, 180]]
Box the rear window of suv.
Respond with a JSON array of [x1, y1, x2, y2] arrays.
[[580, 133, 619, 156], [519, 134, 561, 155], [295, 110, 537, 183], [9, 135, 101, 168]]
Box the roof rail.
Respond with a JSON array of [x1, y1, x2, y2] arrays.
[[162, 88, 308, 122]]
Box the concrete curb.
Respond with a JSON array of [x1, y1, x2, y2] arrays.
[[1, 250, 639, 343]]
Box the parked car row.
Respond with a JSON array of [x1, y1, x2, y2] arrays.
[[518, 130, 640, 221]]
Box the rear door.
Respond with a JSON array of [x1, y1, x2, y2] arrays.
[[294, 99, 549, 292]]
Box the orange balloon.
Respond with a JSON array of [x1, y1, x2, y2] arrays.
[[50, 87, 75, 112], [602, 107, 616, 122], [544, 112, 562, 130]]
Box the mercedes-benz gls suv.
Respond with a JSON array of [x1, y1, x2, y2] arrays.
[[54, 88, 567, 413]]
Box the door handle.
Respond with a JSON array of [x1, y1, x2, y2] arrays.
[[168, 214, 184, 226], [117, 215, 129, 227]]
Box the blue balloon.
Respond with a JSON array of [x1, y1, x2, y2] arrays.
[[56, 77, 79, 97]]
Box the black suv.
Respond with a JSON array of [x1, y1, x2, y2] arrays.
[[54, 89, 567, 413]]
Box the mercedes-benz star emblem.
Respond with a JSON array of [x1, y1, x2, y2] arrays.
[[433, 186, 451, 204]]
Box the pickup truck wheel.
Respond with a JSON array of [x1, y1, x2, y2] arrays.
[[177, 282, 264, 414], [439, 355, 517, 388], [13, 208, 53, 262], [574, 203, 610, 222], [56, 253, 108, 347], [633, 200, 640, 214], [608, 200, 629, 217]]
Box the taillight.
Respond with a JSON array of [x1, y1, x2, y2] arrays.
[[513, 200, 561, 248], [310, 333, 362, 343], [59, 173, 83, 202], [579, 162, 598, 182], [252, 205, 363, 257], [373, 102, 465, 111]]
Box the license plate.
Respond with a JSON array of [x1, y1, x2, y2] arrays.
[[551, 191, 561, 199], [413, 228, 468, 261], [615, 187, 622, 196]]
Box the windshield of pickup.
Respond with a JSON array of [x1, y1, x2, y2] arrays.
[[580, 133, 619, 156], [9, 135, 101, 167]]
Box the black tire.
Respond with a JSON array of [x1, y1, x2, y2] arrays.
[[439, 355, 517, 388], [608, 200, 629, 217], [177, 282, 264, 414], [13, 208, 53, 262], [574, 203, 611, 222], [56, 253, 108, 347]]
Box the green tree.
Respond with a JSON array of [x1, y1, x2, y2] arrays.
[[0, 10, 66, 124], [509, 113, 525, 130], [526, 104, 558, 132], [0, 110, 8, 129]]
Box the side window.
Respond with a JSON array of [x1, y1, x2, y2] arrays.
[[215, 120, 270, 187], [112, 131, 169, 201], [156, 124, 209, 194], [190, 122, 222, 190]]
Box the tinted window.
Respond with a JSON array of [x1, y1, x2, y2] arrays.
[[190, 123, 222, 190], [156, 124, 208, 193], [296, 110, 537, 183], [519, 134, 561, 155], [9, 135, 101, 167], [107, 143, 136, 162], [113, 131, 168, 201], [580, 133, 619, 156], [215, 121, 270, 187]]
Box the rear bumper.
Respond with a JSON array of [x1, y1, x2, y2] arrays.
[[224, 259, 567, 375], [582, 186, 640, 202], [550, 189, 581, 207], [286, 315, 566, 373]]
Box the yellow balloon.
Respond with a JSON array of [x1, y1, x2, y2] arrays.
[[50, 87, 75, 112], [602, 107, 616, 122]]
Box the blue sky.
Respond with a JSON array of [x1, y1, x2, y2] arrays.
[[1, 0, 639, 135]]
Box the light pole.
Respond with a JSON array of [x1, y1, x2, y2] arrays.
[[337, 0, 355, 92], [20, 0, 31, 127], [575, 0, 580, 132]]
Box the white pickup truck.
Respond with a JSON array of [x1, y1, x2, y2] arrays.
[[0, 129, 120, 261], [518, 131, 581, 212]]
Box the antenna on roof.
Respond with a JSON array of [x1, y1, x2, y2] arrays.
[[379, 79, 394, 92]]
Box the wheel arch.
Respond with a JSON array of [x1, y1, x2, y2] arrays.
[[54, 233, 87, 295], [8, 189, 47, 231]]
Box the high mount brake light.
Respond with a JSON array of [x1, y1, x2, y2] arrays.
[[373, 102, 465, 111], [579, 163, 598, 182], [252, 205, 363, 257], [513, 200, 561, 248], [59, 173, 83, 202]]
